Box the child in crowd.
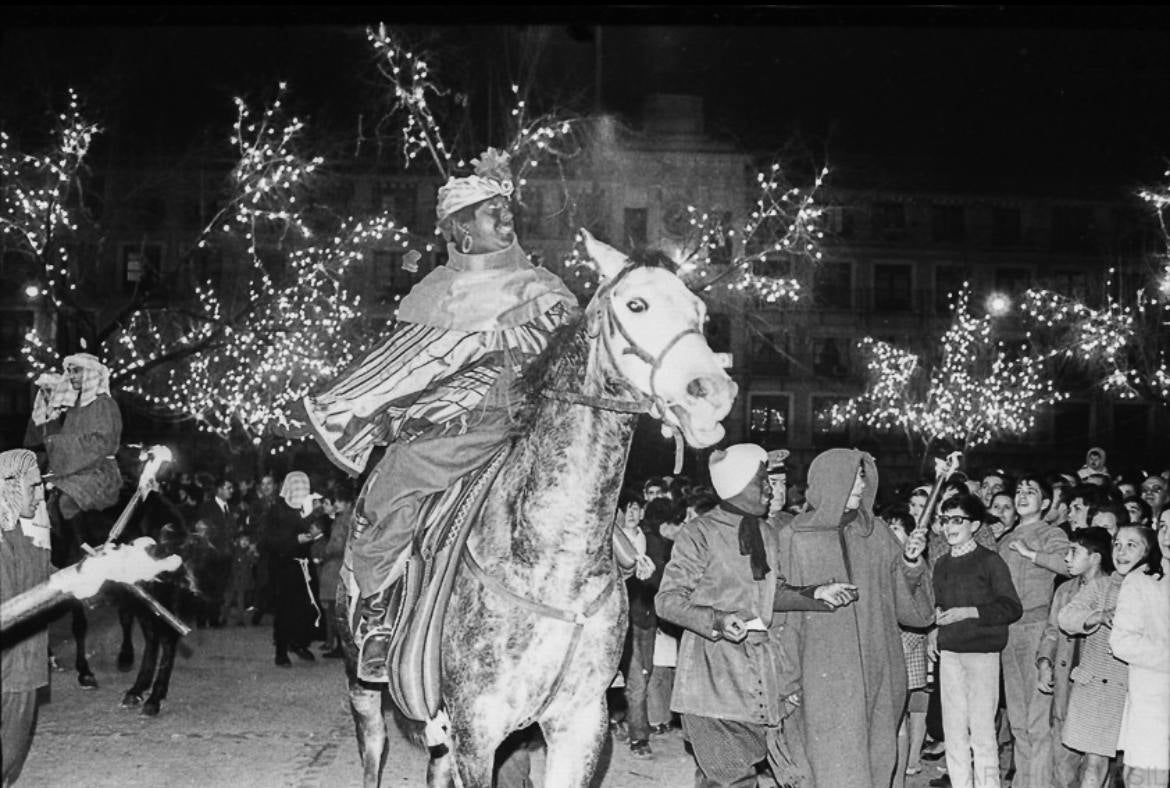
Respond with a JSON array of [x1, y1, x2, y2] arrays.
[[998, 474, 1070, 788], [883, 507, 932, 785], [221, 532, 259, 626], [1110, 513, 1169, 788], [928, 492, 1022, 788], [1058, 524, 1157, 788], [1036, 526, 1114, 788]]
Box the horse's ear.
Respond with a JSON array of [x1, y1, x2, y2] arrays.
[[579, 228, 628, 282]]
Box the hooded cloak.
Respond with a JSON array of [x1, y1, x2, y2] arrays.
[[776, 448, 934, 788]]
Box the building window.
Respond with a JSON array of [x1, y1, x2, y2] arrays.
[[749, 330, 789, 376], [624, 208, 648, 247], [811, 395, 850, 445], [992, 207, 1022, 246], [931, 205, 966, 243], [1051, 205, 1096, 253], [122, 242, 164, 292], [708, 211, 734, 265], [872, 202, 907, 239], [748, 394, 790, 449], [812, 337, 849, 378], [1048, 269, 1090, 303], [994, 267, 1032, 297], [705, 313, 732, 353], [824, 205, 855, 239], [371, 250, 416, 299], [813, 262, 852, 309], [873, 263, 913, 311], [934, 265, 968, 314], [373, 183, 418, 230], [519, 186, 545, 239]]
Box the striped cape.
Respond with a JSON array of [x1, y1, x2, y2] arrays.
[[305, 303, 571, 475]]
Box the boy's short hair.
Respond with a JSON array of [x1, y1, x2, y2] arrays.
[[1070, 483, 1111, 510], [1122, 496, 1152, 523], [685, 487, 719, 516], [1070, 526, 1115, 573], [1017, 473, 1052, 506], [939, 491, 988, 523], [879, 505, 916, 537], [1087, 500, 1130, 528]]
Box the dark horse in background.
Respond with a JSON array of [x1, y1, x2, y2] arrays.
[[338, 232, 737, 787]]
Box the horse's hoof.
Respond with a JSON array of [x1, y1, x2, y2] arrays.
[[78, 672, 99, 690], [120, 693, 142, 708], [140, 700, 160, 717], [116, 652, 134, 672]]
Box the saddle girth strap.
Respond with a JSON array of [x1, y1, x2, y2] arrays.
[[461, 547, 617, 727]]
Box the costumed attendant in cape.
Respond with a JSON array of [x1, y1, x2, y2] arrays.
[[291, 149, 577, 682], [1, 450, 51, 785], [775, 448, 935, 788], [24, 354, 122, 563], [263, 473, 323, 667]]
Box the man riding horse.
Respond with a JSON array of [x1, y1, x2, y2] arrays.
[[292, 149, 578, 683]]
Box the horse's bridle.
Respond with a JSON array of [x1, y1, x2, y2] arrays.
[[544, 264, 704, 417]]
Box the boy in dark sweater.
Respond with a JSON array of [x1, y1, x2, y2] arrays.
[[928, 492, 1023, 788]]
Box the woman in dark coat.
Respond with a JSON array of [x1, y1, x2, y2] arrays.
[[262, 472, 322, 666]]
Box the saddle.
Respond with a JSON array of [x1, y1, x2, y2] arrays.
[[368, 446, 510, 722]]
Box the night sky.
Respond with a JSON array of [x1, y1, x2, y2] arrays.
[[3, 7, 1170, 196]]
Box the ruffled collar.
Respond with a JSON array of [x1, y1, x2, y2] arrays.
[[445, 241, 528, 273]]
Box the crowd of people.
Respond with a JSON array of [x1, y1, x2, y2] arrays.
[[609, 447, 1169, 788]]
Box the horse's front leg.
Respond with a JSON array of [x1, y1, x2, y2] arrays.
[[348, 681, 388, 788], [70, 602, 97, 688], [540, 696, 608, 788]]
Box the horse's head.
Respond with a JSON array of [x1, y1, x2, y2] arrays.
[[582, 230, 738, 448]]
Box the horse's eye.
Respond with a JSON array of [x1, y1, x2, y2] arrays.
[[626, 298, 648, 313]]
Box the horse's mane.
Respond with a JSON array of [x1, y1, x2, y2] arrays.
[[512, 251, 679, 435]]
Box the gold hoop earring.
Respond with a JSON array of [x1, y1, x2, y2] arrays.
[[460, 234, 473, 254]]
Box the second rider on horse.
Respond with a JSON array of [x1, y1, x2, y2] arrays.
[[293, 149, 578, 682]]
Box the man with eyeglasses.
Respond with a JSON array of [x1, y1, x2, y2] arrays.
[[1140, 475, 1167, 522]]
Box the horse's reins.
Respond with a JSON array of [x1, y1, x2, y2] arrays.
[[543, 264, 703, 423]]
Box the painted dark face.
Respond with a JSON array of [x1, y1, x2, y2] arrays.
[[463, 195, 515, 253]]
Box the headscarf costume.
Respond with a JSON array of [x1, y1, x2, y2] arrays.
[[0, 450, 39, 536], [280, 472, 311, 509], [26, 353, 123, 522]]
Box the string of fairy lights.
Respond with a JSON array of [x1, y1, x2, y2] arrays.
[[1, 88, 98, 313], [827, 285, 1066, 452], [1018, 166, 1170, 406], [10, 86, 429, 450]]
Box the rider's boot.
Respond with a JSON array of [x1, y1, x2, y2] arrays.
[[355, 585, 395, 683]]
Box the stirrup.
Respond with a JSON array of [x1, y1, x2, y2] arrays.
[[356, 627, 393, 683]]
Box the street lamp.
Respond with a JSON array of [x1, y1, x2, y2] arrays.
[[23, 283, 42, 300], [985, 292, 1012, 317]]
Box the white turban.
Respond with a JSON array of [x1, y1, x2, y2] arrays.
[[435, 148, 515, 224], [709, 443, 768, 500]]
